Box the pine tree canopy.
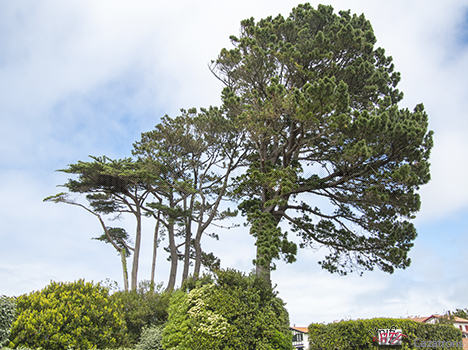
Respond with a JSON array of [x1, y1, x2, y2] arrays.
[[210, 3, 434, 279]]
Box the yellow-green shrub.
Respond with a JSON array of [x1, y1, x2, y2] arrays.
[[8, 279, 128, 349]]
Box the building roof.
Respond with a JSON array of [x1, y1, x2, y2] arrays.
[[290, 326, 309, 333], [408, 316, 431, 323], [408, 315, 468, 324]]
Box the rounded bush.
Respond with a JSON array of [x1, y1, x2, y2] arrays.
[[162, 269, 293, 350], [8, 279, 128, 350]]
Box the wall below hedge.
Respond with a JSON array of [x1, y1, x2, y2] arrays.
[[308, 318, 463, 349]]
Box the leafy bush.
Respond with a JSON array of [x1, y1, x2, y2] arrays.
[[0, 295, 16, 346], [0, 348, 136, 350], [308, 318, 462, 349], [111, 281, 169, 346], [135, 324, 164, 350], [8, 279, 128, 350], [162, 268, 293, 350]]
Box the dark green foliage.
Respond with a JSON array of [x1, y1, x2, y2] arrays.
[[452, 308, 468, 320], [46, 155, 157, 291], [111, 281, 169, 346], [135, 324, 164, 350], [212, 3, 433, 283], [0, 295, 16, 347], [7, 279, 128, 350], [162, 268, 293, 350], [308, 318, 462, 349], [93, 227, 133, 258], [0, 348, 136, 350]]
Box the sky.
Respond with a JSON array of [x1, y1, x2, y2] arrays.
[[1, 0, 468, 327]]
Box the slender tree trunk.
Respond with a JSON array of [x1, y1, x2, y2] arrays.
[[166, 222, 178, 292], [120, 248, 129, 291], [193, 227, 203, 278], [182, 226, 191, 283], [95, 212, 131, 291], [150, 210, 161, 291], [131, 210, 142, 291], [182, 197, 192, 283]]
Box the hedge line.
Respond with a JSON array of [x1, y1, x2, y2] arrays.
[[308, 318, 463, 349]]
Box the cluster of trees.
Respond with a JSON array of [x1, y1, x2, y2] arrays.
[[45, 3, 433, 291], [45, 109, 243, 292]]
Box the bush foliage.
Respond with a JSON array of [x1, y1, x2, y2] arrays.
[[308, 318, 462, 349], [0, 295, 16, 346], [162, 268, 293, 350], [111, 281, 169, 346], [135, 324, 164, 350], [8, 279, 128, 350]]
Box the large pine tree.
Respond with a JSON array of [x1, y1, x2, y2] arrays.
[[211, 3, 433, 285]]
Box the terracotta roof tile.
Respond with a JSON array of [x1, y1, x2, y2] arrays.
[[454, 317, 468, 323], [290, 326, 309, 333]]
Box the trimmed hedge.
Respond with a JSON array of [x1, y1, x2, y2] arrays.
[[308, 318, 463, 349]]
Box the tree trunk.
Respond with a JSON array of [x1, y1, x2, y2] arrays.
[[150, 210, 161, 291], [193, 227, 203, 278], [182, 197, 192, 283], [255, 248, 272, 288], [120, 248, 129, 291], [131, 210, 142, 291], [166, 222, 178, 292], [182, 228, 191, 283], [254, 210, 280, 288], [96, 212, 131, 292]]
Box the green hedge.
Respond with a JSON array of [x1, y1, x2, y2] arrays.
[[308, 318, 462, 349]]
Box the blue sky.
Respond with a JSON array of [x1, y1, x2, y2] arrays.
[[1, 0, 468, 327]]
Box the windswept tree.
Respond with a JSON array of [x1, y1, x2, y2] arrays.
[[44, 193, 133, 291], [45, 156, 157, 291], [210, 3, 433, 285]]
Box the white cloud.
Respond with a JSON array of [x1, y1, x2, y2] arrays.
[[1, 0, 468, 330]]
